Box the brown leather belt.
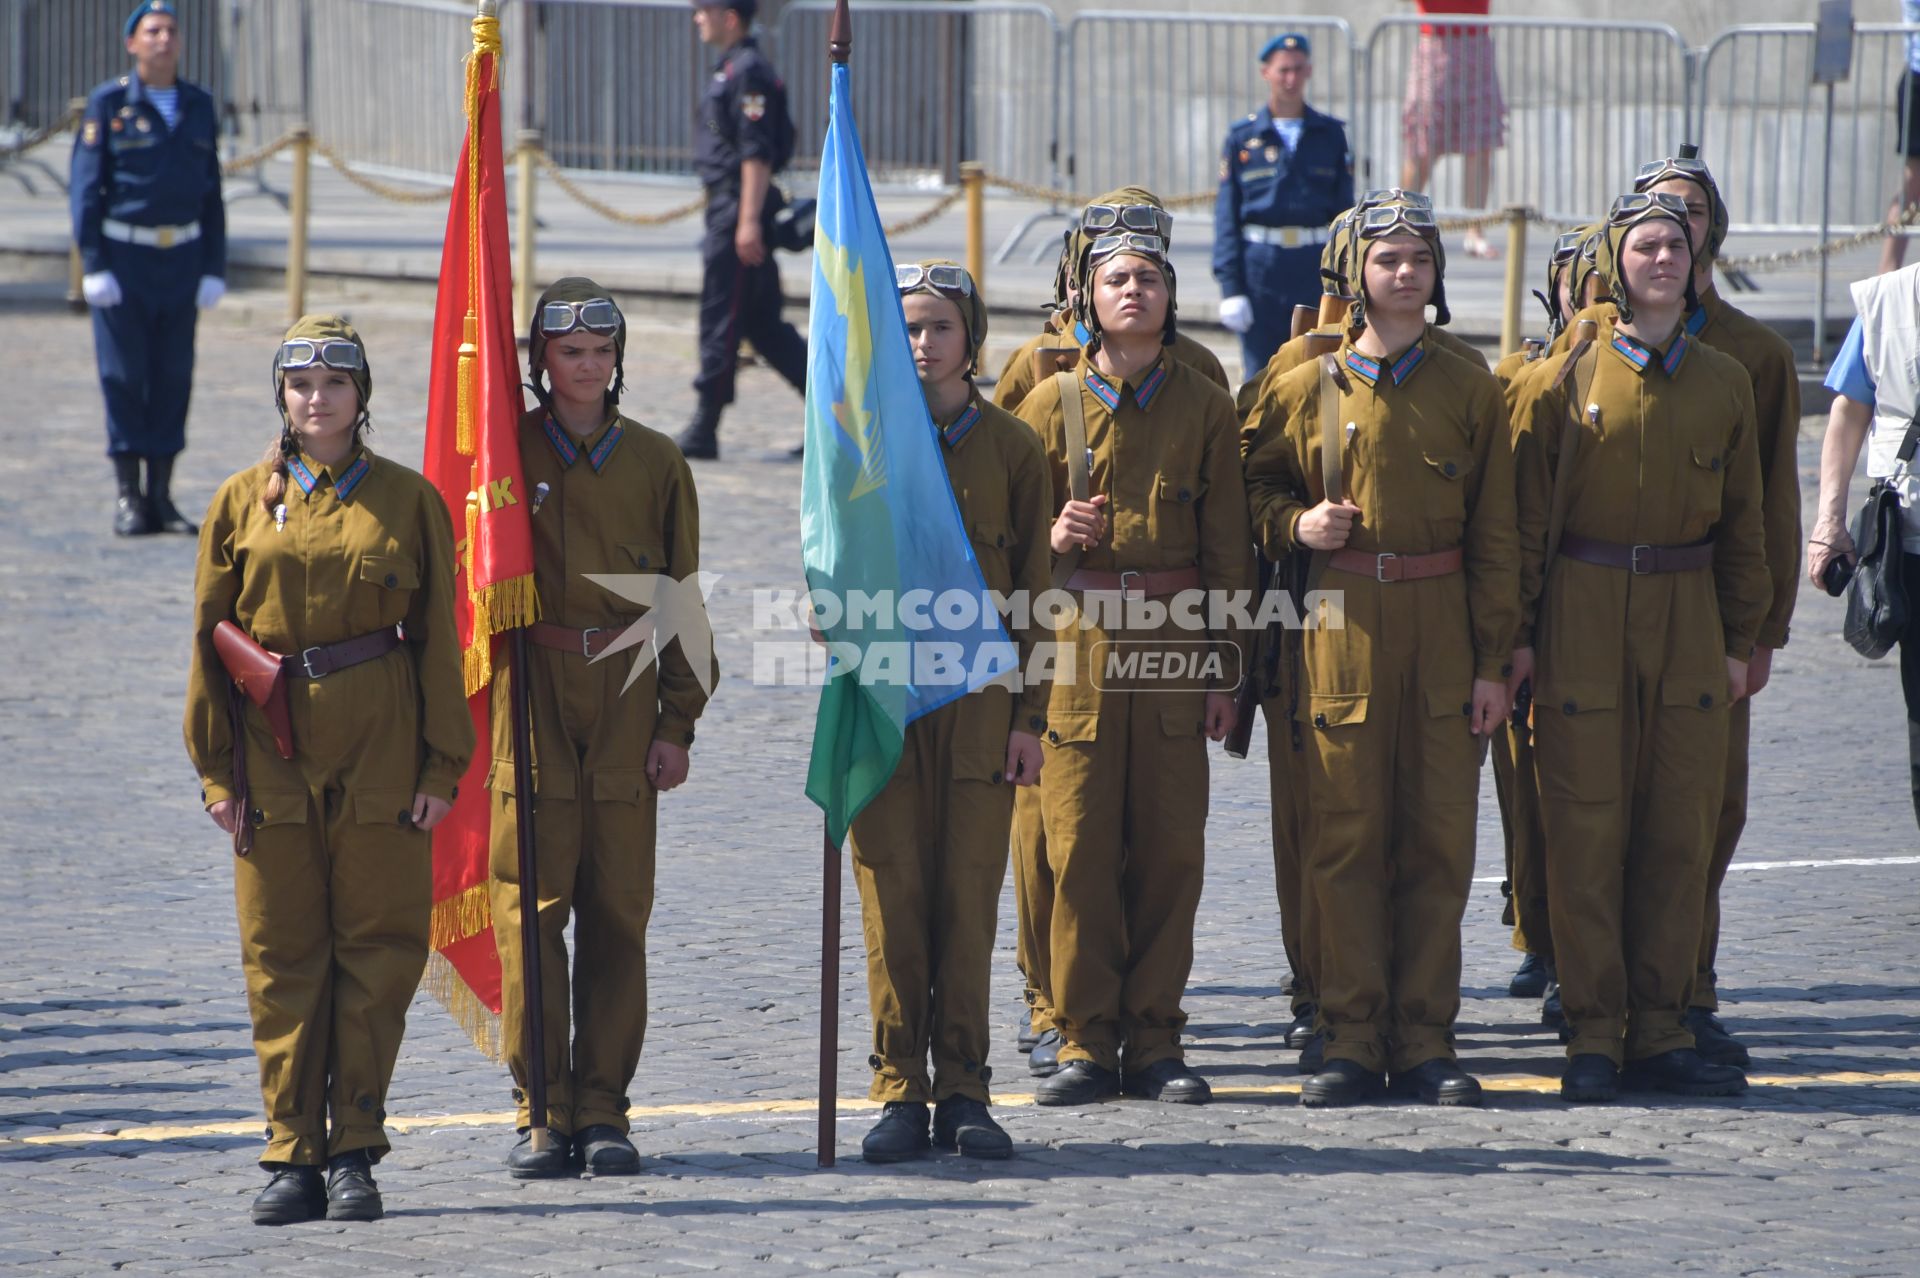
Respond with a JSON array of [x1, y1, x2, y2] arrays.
[[289, 626, 404, 679], [1327, 546, 1463, 583], [1560, 533, 1714, 575], [528, 620, 642, 658], [1063, 565, 1204, 598]]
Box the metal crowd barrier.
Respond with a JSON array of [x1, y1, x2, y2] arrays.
[[1697, 22, 1920, 237], [2, 0, 224, 130], [1362, 15, 1691, 226], [516, 0, 706, 178], [1062, 10, 1356, 202], [775, 0, 1061, 191]]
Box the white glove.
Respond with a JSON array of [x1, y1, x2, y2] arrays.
[[81, 270, 123, 309], [196, 275, 226, 309], [1219, 294, 1255, 334]]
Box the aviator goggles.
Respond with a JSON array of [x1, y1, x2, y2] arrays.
[[1085, 231, 1169, 265], [278, 339, 365, 372], [1634, 155, 1714, 190], [1358, 203, 1439, 238], [1607, 191, 1689, 226], [895, 262, 975, 297], [1081, 203, 1173, 241], [1359, 187, 1433, 210], [538, 298, 623, 337]]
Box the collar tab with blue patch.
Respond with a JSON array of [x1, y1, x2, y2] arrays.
[[542, 415, 625, 472], [1609, 328, 1690, 377], [1083, 359, 1169, 412], [1342, 337, 1427, 388], [289, 450, 370, 501]]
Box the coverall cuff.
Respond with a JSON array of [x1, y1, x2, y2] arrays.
[[260, 1121, 326, 1169], [1513, 622, 1535, 649], [414, 763, 459, 804], [327, 1123, 393, 1164], [200, 777, 236, 809], [1755, 625, 1788, 651], [1724, 636, 1757, 662], [653, 713, 698, 749], [1473, 651, 1510, 683], [1014, 694, 1049, 735], [1282, 507, 1307, 555]]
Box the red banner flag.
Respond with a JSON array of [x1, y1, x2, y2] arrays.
[[420, 14, 535, 1057]]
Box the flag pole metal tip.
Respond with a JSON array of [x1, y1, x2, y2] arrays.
[[828, 0, 851, 63], [476, 0, 499, 17]]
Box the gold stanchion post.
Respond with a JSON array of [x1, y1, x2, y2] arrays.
[[961, 161, 985, 294], [287, 123, 313, 325], [1499, 205, 1527, 358], [515, 130, 540, 330], [66, 98, 87, 312]]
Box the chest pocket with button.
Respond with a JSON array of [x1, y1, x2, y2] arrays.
[[969, 519, 1016, 596], [1421, 449, 1474, 534], [1685, 445, 1727, 524], [1151, 474, 1204, 560], [353, 554, 418, 633]]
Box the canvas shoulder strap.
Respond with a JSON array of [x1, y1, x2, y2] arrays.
[[1051, 370, 1091, 590]]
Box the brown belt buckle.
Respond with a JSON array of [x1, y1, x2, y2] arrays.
[[1117, 570, 1146, 601], [579, 627, 603, 657], [1374, 552, 1399, 583], [1630, 544, 1654, 575]]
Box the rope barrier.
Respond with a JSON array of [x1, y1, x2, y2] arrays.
[[535, 151, 705, 225], [219, 131, 300, 178], [312, 138, 453, 205], [881, 186, 964, 237], [0, 108, 79, 160], [1718, 204, 1920, 274]]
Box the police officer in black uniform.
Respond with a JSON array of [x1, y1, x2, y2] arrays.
[[1212, 32, 1353, 382], [678, 0, 809, 461], [70, 0, 226, 536]]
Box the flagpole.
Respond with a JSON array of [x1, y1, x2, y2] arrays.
[[815, 0, 852, 1173], [467, 0, 553, 1159]]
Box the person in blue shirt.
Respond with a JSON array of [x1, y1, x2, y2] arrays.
[[70, 0, 226, 538], [1811, 284, 1920, 832], [1213, 32, 1354, 383]]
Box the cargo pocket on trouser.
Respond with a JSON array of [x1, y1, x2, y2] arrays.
[[1299, 692, 1370, 811], [1532, 681, 1622, 805]]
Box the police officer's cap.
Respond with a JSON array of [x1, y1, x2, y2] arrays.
[[1259, 32, 1311, 62], [125, 1, 176, 39], [691, 0, 757, 18]]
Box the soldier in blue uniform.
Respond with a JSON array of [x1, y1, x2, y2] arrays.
[[678, 0, 809, 461], [70, 1, 226, 537], [1213, 32, 1354, 383]]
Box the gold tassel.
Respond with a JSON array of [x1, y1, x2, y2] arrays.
[[456, 316, 478, 458], [430, 881, 494, 952], [425, 950, 503, 1063]]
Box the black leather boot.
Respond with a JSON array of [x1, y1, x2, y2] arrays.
[[1561, 1053, 1620, 1102], [505, 1128, 573, 1179], [933, 1096, 1012, 1159], [112, 454, 152, 536], [251, 1163, 326, 1226], [860, 1101, 931, 1163], [1299, 1058, 1383, 1107], [323, 1149, 382, 1222], [1685, 1007, 1752, 1069], [144, 453, 197, 534], [1508, 952, 1549, 999], [574, 1124, 641, 1176], [1620, 1047, 1748, 1097], [1388, 1058, 1484, 1107], [675, 397, 723, 460]]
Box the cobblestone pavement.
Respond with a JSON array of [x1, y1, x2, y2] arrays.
[[1, 264, 1917, 1276]]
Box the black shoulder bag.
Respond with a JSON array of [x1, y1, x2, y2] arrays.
[[1843, 415, 1919, 659]]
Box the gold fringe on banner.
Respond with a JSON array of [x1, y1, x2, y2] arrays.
[[430, 880, 494, 952], [426, 950, 503, 1062]]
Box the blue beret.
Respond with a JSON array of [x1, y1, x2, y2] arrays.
[[125, 1, 176, 39], [1259, 32, 1311, 61]]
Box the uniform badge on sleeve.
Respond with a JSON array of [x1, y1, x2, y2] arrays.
[[1219, 157, 1229, 180], [82, 119, 100, 146], [742, 93, 767, 122]]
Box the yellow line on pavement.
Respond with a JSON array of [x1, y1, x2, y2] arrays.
[[6, 1070, 1920, 1148]]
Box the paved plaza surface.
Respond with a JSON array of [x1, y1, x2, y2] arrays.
[[1, 262, 1918, 1275]]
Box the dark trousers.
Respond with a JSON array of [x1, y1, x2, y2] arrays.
[[91, 241, 198, 458], [1904, 554, 1920, 831], [1233, 240, 1324, 381], [693, 191, 808, 407]]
